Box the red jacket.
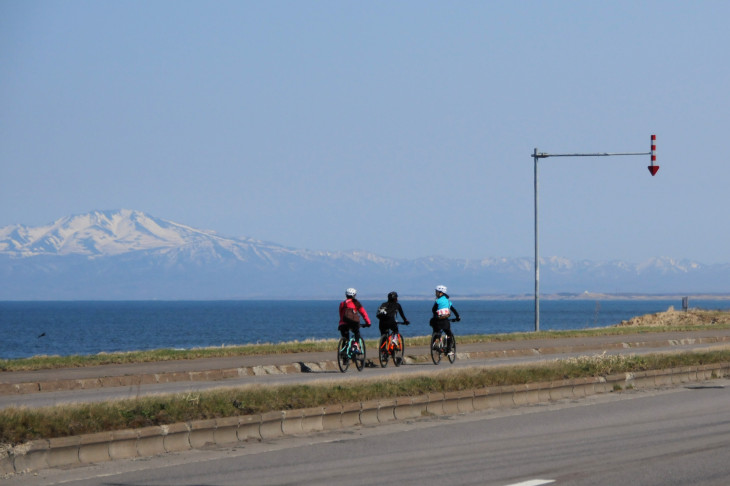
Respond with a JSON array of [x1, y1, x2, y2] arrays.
[[339, 299, 371, 326]]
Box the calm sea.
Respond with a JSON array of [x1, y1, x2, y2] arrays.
[[2, 299, 730, 360]]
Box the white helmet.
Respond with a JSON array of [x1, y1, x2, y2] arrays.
[[435, 285, 447, 293], [345, 288, 357, 297]]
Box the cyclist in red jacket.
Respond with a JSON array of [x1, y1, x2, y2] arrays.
[[339, 288, 371, 347]]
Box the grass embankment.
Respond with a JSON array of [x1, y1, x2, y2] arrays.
[[3, 350, 730, 445], [3, 308, 730, 372]]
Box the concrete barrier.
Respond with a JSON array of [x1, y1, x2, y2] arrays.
[[341, 402, 361, 428], [377, 399, 397, 424], [162, 422, 191, 453], [499, 386, 516, 407], [108, 429, 138, 460], [259, 411, 284, 439], [238, 414, 262, 441], [189, 419, 217, 449], [137, 426, 166, 457], [214, 416, 241, 445], [78, 431, 112, 464], [393, 397, 418, 420], [426, 392, 445, 415], [322, 404, 343, 430], [7, 363, 730, 476], [8, 440, 49, 473], [47, 436, 81, 468], [359, 400, 380, 426], [300, 407, 325, 433], [282, 409, 304, 435], [456, 390, 475, 414]]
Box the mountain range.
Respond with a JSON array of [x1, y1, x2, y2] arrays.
[[1, 209, 728, 300]]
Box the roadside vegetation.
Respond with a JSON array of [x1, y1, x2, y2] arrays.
[[2, 349, 730, 445], [2, 308, 729, 372]]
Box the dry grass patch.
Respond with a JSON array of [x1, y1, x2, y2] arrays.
[[3, 349, 730, 445]]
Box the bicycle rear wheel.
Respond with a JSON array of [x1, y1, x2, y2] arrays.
[[354, 337, 366, 371], [378, 335, 389, 368], [430, 333, 441, 365], [447, 335, 456, 364], [393, 333, 404, 367], [337, 337, 350, 372]]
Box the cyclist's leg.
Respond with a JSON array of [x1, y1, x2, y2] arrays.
[[388, 322, 400, 346], [352, 322, 362, 342], [338, 325, 350, 355], [443, 322, 454, 352], [429, 317, 442, 347], [378, 322, 389, 352], [379, 322, 389, 337], [339, 325, 350, 340]]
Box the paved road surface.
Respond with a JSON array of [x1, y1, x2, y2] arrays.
[[8, 378, 730, 485], [4, 329, 730, 409]]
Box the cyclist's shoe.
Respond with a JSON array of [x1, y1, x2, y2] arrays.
[[447, 349, 454, 357]]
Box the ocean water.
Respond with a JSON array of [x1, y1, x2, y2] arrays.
[[2, 299, 729, 360]]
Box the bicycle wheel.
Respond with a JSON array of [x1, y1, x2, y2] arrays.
[[430, 333, 441, 365], [393, 333, 404, 367], [447, 335, 456, 364], [378, 335, 389, 368], [354, 337, 366, 371], [337, 337, 350, 372]]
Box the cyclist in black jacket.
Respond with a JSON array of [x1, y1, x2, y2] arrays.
[[376, 291, 409, 337]]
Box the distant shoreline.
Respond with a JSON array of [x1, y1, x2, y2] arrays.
[[3, 294, 730, 303], [391, 293, 730, 302]]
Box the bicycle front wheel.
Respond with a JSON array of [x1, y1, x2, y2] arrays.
[[378, 335, 389, 368], [355, 337, 366, 371], [430, 333, 441, 365], [337, 337, 350, 372], [393, 333, 405, 367], [447, 335, 456, 364]]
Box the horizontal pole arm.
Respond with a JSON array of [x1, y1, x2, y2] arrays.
[[535, 151, 651, 159]]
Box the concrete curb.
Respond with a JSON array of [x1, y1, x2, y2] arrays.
[[4, 362, 730, 476], [5, 336, 730, 396]]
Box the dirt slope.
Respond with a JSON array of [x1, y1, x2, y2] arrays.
[[617, 308, 730, 327]]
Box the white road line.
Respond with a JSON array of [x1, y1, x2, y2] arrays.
[[505, 480, 556, 486]]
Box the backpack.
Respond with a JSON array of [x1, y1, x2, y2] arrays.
[[343, 306, 360, 324], [376, 302, 389, 320]]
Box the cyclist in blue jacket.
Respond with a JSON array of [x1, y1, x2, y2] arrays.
[[430, 285, 460, 355]]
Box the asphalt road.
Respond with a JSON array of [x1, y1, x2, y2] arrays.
[[9, 378, 730, 486], [3, 338, 728, 409]]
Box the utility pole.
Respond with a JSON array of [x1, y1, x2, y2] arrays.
[[532, 135, 658, 332]]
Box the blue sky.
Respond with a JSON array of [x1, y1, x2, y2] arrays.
[[2, 1, 728, 264]]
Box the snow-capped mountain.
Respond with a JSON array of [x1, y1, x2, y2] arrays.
[[1, 210, 728, 300], [0, 209, 271, 258]]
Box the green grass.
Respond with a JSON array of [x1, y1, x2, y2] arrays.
[[4, 321, 730, 372], [2, 349, 729, 445]]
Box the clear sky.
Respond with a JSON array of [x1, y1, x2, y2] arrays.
[[2, 1, 728, 264]]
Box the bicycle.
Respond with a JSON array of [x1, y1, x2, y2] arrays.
[[378, 322, 407, 368], [430, 319, 458, 365], [337, 326, 367, 372]]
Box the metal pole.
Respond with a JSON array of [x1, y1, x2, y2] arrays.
[[530, 135, 656, 333], [533, 148, 540, 332]]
